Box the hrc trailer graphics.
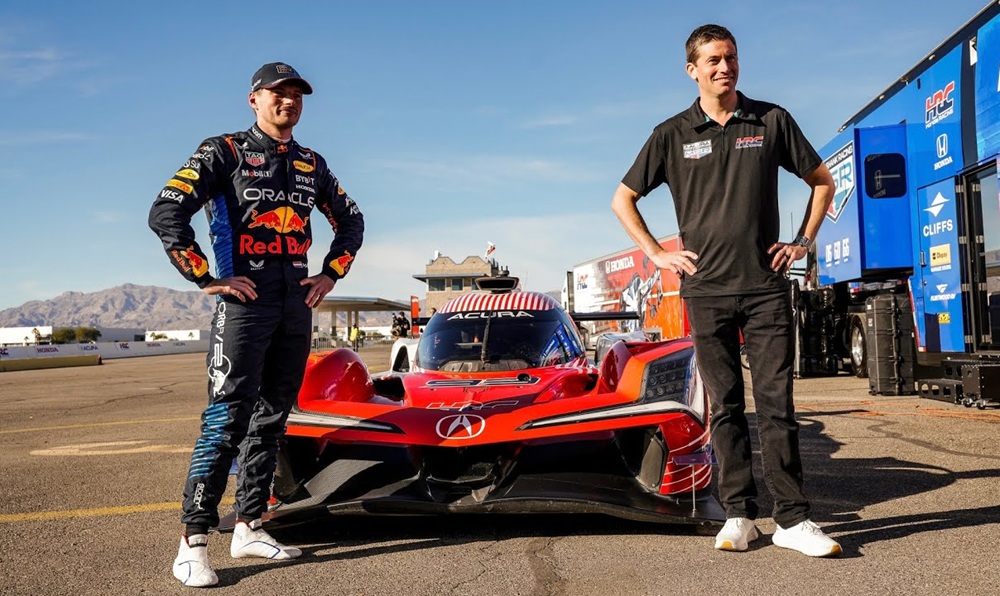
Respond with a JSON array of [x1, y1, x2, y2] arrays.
[[805, 1, 1000, 408], [563, 235, 688, 348]]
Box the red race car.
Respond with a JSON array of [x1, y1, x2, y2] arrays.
[[261, 276, 723, 529]]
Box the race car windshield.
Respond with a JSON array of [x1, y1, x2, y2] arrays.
[[416, 309, 585, 372]]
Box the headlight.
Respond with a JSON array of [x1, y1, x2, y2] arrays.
[[640, 347, 694, 404], [516, 345, 706, 431]]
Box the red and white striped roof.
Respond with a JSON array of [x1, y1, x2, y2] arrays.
[[439, 292, 560, 313]]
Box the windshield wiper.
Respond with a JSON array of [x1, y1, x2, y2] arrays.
[[480, 312, 493, 364]]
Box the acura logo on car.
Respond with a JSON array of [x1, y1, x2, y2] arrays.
[[435, 414, 486, 439]]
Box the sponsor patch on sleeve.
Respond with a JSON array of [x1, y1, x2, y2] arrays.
[[166, 179, 194, 194], [329, 252, 354, 275]]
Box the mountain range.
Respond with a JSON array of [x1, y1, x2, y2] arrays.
[[0, 284, 219, 330], [0, 284, 402, 330], [0, 284, 562, 331]]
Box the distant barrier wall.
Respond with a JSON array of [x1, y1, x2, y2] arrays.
[[0, 340, 209, 361], [0, 355, 104, 372]]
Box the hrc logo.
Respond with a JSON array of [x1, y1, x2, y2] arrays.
[[734, 135, 764, 149], [925, 81, 955, 128]]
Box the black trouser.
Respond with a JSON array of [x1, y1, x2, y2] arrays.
[[685, 290, 809, 528], [180, 278, 311, 529]]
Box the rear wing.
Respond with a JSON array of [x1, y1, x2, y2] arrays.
[[417, 311, 639, 327], [569, 311, 640, 322]]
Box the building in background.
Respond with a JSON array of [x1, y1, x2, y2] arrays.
[[413, 253, 502, 313], [146, 329, 204, 341], [0, 326, 54, 346]]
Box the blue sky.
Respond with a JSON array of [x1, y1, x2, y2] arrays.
[[0, 0, 991, 310]]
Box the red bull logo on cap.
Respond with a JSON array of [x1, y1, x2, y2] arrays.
[[248, 206, 309, 234], [329, 252, 354, 276]]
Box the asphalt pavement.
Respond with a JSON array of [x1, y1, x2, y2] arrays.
[[0, 348, 998, 596]]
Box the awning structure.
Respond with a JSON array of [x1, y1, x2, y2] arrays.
[[311, 296, 411, 339]]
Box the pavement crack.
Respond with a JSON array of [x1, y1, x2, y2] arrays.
[[64, 382, 187, 411], [527, 536, 563, 596], [446, 542, 502, 595], [867, 418, 1000, 461]]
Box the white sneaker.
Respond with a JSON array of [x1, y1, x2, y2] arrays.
[[714, 517, 759, 551], [172, 534, 218, 588], [230, 519, 302, 560], [772, 520, 842, 557]]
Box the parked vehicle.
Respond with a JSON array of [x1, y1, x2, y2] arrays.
[[800, 1, 1000, 407], [245, 275, 724, 530]]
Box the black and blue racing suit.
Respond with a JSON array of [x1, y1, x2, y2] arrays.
[[149, 123, 364, 529]]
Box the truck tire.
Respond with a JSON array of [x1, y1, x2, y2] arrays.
[[850, 316, 868, 378]]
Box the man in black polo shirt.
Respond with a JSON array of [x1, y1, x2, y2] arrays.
[[612, 24, 840, 557]]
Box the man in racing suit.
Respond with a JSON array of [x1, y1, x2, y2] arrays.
[[149, 62, 364, 588]]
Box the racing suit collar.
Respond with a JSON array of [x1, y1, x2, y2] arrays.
[[247, 123, 296, 151]]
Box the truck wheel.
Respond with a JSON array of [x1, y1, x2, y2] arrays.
[[850, 317, 868, 378]]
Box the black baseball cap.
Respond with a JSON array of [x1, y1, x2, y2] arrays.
[[250, 62, 313, 94]]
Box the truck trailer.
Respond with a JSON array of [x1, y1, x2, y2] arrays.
[[805, 0, 1000, 407], [562, 235, 687, 348]]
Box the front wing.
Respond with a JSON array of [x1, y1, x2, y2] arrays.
[[216, 433, 724, 531]]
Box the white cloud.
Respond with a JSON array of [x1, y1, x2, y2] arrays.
[[518, 114, 577, 129], [0, 278, 59, 308], [324, 211, 640, 302], [0, 47, 69, 88], [514, 93, 688, 131], [93, 211, 121, 223], [0, 131, 99, 147], [0, 20, 101, 95], [370, 153, 601, 195], [472, 106, 508, 118]]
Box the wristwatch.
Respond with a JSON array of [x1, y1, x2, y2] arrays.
[[792, 235, 811, 248]]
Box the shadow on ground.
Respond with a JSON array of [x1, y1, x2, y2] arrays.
[[215, 406, 1000, 584], [751, 410, 1000, 556]]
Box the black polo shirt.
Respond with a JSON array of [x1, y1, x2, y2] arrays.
[[622, 92, 821, 297]]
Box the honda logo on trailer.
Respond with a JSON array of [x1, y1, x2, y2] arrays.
[[936, 134, 948, 159]]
